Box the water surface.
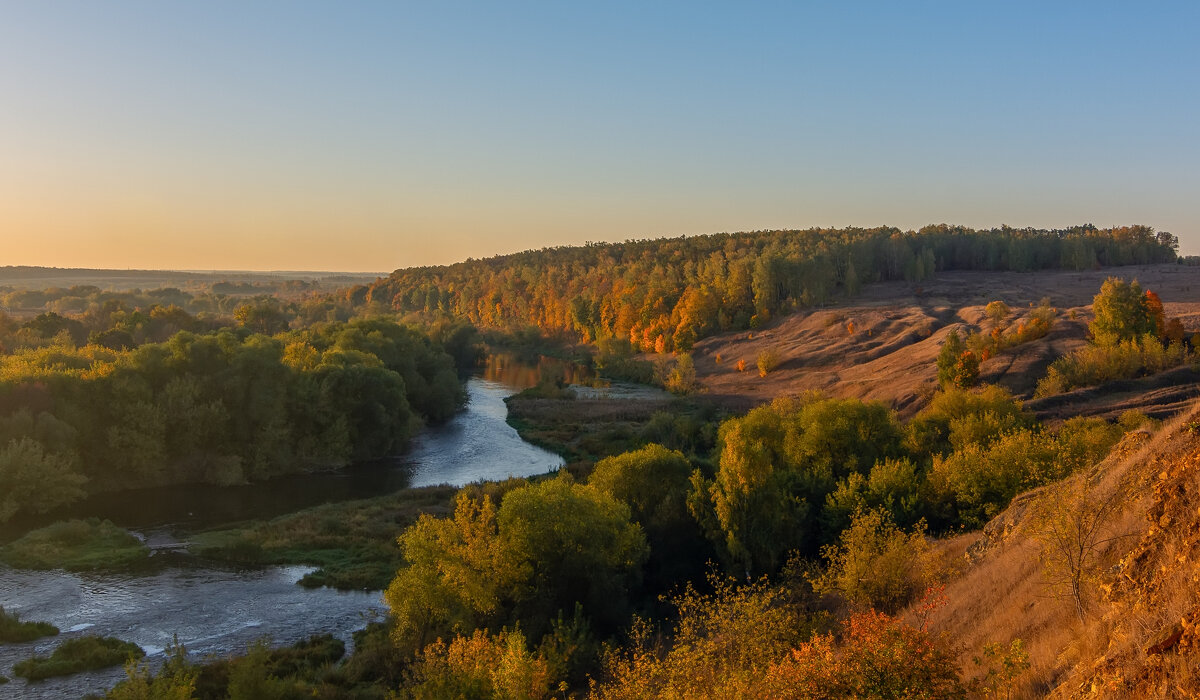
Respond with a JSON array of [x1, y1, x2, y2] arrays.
[[0, 374, 565, 699]]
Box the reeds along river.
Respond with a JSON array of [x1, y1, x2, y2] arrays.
[[0, 373, 564, 700]]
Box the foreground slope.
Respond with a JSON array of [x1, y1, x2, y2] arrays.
[[915, 400, 1200, 698]]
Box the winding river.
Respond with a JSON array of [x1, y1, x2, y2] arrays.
[[0, 372, 564, 699]]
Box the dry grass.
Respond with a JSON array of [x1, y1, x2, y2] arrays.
[[909, 404, 1200, 698], [687, 264, 1200, 418]]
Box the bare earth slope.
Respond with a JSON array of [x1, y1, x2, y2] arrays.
[[914, 402, 1200, 698], [690, 264, 1200, 417]]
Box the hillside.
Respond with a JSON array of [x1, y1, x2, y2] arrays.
[[689, 264, 1200, 417], [912, 401, 1200, 698], [368, 225, 1176, 359]]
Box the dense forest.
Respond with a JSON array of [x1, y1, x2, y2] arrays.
[[0, 319, 472, 524], [0, 285, 368, 353], [365, 224, 1177, 352]]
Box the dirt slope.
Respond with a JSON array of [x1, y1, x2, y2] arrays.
[[690, 264, 1200, 417], [914, 403, 1200, 698]]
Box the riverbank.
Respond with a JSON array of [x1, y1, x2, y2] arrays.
[[189, 484, 457, 590], [504, 388, 727, 476]]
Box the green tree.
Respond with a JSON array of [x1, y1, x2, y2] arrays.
[[386, 478, 648, 649], [936, 330, 978, 388], [812, 508, 929, 613], [233, 301, 291, 335], [1089, 277, 1154, 345], [692, 397, 903, 575], [589, 444, 693, 538], [905, 385, 1032, 457], [590, 444, 706, 588], [499, 478, 648, 635], [0, 438, 87, 522]]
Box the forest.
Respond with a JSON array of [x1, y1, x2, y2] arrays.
[[0, 319, 470, 524], [366, 224, 1177, 353]]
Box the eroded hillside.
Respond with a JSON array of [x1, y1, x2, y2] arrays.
[[913, 402, 1200, 698], [690, 264, 1200, 417]]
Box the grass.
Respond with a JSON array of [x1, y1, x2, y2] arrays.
[[0, 606, 58, 644], [189, 484, 457, 590], [12, 635, 144, 680], [505, 393, 723, 475], [0, 518, 149, 571]]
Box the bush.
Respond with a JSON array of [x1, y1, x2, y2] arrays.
[[1090, 277, 1155, 345], [905, 385, 1031, 457], [763, 609, 967, 699], [590, 575, 809, 700], [13, 635, 144, 680], [812, 508, 930, 613], [0, 606, 58, 644], [104, 639, 197, 700], [936, 330, 978, 388], [1035, 335, 1189, 396], [756, 348, 780, 377], [929, 420, 1122, 529], [406, 628, 553, 700], [0, 518, 149, 571]]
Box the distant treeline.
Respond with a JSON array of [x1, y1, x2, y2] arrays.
[[0, 288, 369, 354], [0, 320, 471, 523], [364, 224, 1177, 353]]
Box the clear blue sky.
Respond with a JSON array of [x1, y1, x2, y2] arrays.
[[1, 1, 1196, 271]]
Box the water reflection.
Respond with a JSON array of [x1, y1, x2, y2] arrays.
[[480, 353, 594, 389], [1, 371, 566, 538]]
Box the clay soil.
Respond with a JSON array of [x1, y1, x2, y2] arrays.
[[688, 264, 1200, 418]]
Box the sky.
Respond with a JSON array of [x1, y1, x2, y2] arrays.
[[1, 2, 1197, 272]]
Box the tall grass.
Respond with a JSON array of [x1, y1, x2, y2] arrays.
[[1036, 335, 1190, 397], [0, 606, 58, 644], [13, 635, 143, 680]]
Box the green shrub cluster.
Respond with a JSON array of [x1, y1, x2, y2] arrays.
[[13, 635, 144, 680], [0, 518, 148, 571], [1037, 335, 1190, 396], [0, 606, 58, 644]]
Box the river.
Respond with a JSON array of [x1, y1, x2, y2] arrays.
[[0, 374, 564, 699]]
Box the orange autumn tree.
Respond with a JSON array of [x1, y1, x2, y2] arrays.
[[763, 609, 966, 699], [590, 575, 966, 700]]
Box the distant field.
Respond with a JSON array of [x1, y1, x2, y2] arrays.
[[0, 266, 384, 291]]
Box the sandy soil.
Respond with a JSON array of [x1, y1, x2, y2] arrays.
[[688, 264, 1200, 417]]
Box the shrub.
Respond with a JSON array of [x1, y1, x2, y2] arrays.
[[936, 331, 978, 388], [756, 348, 780, 377], [406, 628, 553, 700], [905, 385, 1032, 457], [13, 635, 144, 680], [929, 420, 1122, 528], [105, 639, 197, 700], [1035, 335, 1189, 397], [0, 518, 149, 571], [812, 508, 929, 613], [0, 606, 58, 644], [1090, 277, 1155, 345], [590, 575, 808, 699], [985, 300, 1011, 327], [764, 609, 967, 699], [665, 353, 696, 394]]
